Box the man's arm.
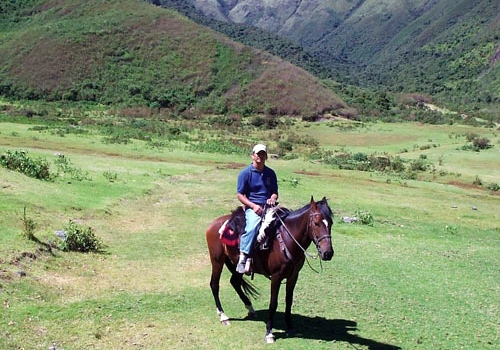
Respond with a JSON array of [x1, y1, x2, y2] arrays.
[[237, 193, 264, 215]]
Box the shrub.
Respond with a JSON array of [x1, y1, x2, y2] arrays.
[[277, 140, 293, 156], [61, 220, 103, 253], [408, 158, 428, 172], [54, 154, 91, 181], [103, 171, 118, 182], [472, 137, 491, 150], [189, 139, 247, 154], [355, 208, 374, 226], [486, 183, 500, 192], [443, 225, 458, 235], [0, 150, 52, 180], [473, 175, 482, 186], [465, 132, 479, 142], [20, 206, 37, 241]]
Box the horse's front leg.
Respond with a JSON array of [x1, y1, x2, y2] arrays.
[[284, 271, 300, 337], [265, 275, 282, 343]]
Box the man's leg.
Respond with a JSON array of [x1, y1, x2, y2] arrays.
[[237, 209, 260, 273]]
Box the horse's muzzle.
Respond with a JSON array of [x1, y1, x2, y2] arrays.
[[322, 249, 334, 261]]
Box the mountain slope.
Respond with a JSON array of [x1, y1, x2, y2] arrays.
[[364, 1, 500, 103], [187, 0, 500, 105], [0, 0, 346, 117]]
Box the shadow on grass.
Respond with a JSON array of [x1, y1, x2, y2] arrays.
[[232, 310, 401, 349]]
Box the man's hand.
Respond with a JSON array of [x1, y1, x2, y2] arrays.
[[253, 204, 263, 215], [266, 195, 277, 206]]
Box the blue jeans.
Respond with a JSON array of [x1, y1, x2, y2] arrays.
[[240, 207, 261, 255]]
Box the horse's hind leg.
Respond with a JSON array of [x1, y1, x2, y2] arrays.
[[225, 259, 257, 319]]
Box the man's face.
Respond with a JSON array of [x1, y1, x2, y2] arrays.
[[253, 151, 267, 163]]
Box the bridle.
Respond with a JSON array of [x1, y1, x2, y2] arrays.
[[309, 212, 332, 247], [275, 207, 332, 272]]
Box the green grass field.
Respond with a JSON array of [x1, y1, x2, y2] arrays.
[[1, 116, 499, 349]]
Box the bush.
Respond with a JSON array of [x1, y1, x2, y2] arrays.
[[408, 158, 428, 172], [486, 183, 500, 192], [465, 132, 479, 142], [355, 208, 374, 226], [0, 150, 52, 180], [20, 206, 37, 241], [472, 137, 491, 150], [54, 154, 91, 181], [473, 175, 482, 186], [61, 220, 103, 253]]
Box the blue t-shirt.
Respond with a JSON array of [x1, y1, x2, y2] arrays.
[[237, 164, 278, 207]]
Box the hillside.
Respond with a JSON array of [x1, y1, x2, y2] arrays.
[[184, 0, 500, 106], [0, 0, 346, 117]]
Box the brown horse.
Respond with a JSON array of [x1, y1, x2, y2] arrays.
[[206, 196, 334, 343]]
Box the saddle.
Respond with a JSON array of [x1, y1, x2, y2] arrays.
[[218, 206, 289, 249]]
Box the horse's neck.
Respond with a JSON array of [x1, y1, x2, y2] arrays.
[[283, 212, 311, 246]]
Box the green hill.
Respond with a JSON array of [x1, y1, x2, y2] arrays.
[[0, 0, 346, 117], [345, 0, 500, 105]]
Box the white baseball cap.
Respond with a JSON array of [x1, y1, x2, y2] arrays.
[[252, 144, 267, 154]]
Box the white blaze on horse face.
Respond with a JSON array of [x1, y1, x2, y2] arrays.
[[323, 219, 329, 230]]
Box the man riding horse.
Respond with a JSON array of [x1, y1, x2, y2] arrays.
[[236, 144, 278, 274]]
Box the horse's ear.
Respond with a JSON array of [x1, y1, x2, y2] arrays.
[[310, 196, 317, 209]]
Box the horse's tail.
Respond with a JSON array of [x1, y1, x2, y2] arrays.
[[241, 277, 260, 299], [224, 258, 260, 299]]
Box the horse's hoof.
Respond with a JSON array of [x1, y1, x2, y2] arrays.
[[218, 311, 230, 326], [264, 332, 275, 343], [286, 328, 296, 337]]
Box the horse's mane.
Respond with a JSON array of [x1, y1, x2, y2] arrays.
[[286, 197, 333, 223]]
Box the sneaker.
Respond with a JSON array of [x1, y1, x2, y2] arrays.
[[236, 254, 247, 274], [236, 260, 246, 274]]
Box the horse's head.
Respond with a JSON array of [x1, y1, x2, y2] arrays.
[[309, 196, 334, 261]]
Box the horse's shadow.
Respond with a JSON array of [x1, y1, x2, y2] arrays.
[[233, 310, 401, 350]]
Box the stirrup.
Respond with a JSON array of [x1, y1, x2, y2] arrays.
[[244, 258, 252, 274]]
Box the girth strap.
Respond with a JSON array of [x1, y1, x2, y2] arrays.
[[276, 233, 291, 261]]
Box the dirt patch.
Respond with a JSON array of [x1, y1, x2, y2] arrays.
[[219, 162, 246, 170], [294, 170, 321, 176], [448, 181, 482, 190], [0, 268, 12, 281], [11, 251, 38, 265], [447, 181, 500, 196]]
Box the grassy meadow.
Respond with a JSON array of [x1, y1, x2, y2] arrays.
[[0, 110, 499, 349]]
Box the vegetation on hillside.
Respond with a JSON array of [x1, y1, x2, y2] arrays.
[[0, 0, 345, 118], [360, 0, 500, 105], [1, 0, 499, 125], [146, 0, 340, 80], [169, 0, 500, 119]]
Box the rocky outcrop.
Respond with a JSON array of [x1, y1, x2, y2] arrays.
[[490, 42, 500, 67], [190, 0, 357, 46]]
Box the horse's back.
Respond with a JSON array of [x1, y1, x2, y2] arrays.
[[206, 214, 231, 260]]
